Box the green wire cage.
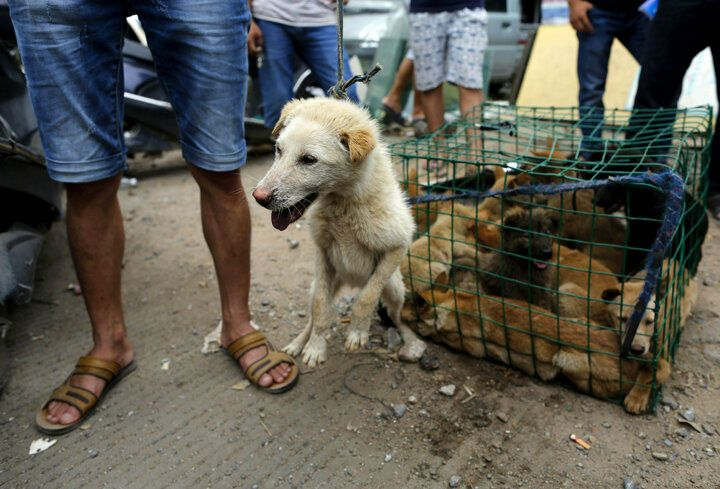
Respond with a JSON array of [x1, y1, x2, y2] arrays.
[[391, 103, 713, 413]]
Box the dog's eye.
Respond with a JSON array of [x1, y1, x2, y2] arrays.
[[300, 154, 317, 165]]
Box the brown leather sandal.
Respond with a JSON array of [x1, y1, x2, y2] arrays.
[[35, 356, 136, 436], [225, 330, 299, 394]]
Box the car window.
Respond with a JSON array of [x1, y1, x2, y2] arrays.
[[485, 0, 507, 12]]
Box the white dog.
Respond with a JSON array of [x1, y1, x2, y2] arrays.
[[252, 98, 427, 367]]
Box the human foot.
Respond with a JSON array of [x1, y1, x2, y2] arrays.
[[44, 343, 134, 426], [222, 323, 293, 388]]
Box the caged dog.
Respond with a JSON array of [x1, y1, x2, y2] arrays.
[[477, 207, 557, 311], [252, 98, 427, 366]]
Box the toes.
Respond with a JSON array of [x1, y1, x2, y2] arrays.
[[270, 367, 285, 384], [59, 406, 81, 425], [258, 373, 274, 388]]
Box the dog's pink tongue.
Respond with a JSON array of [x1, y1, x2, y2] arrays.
[[271, 210, 291, 231], [271, 208, 303, 231], [534, 261, 548, 270]]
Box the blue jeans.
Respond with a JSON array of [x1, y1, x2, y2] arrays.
[[256, 19, 359, 128], [8, 0, 250, 182], [577, 7, 649, 157]]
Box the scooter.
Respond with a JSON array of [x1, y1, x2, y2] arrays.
[[0, 3, 62, 390]]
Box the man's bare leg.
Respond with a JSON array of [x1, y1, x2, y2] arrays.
[[420, 84, 445, 133], [382, 57, 415, 114], [46, 174, 134, 425], [189, 166, 290, 387], [458, 85, 484, 116]]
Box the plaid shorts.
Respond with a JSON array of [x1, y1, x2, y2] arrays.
[[409, 7, 488, 91]]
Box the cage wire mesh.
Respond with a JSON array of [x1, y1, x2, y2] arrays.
[[392, 103, 712, 412]]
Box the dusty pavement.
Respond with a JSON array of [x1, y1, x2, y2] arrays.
[[1, 150, 719, 489]]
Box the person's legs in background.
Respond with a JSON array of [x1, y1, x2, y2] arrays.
[[382, 55, 415, 125], [709, 44, 720, 207], [137, 0, 292, 386], [296, 24, 359, 103], [409, 11, 448, 133], [255, 19, 297, 128], [630, 1, 716, 209], [616, 10, 649, 61], [447, 7, 487, 118], [576, 8, 620, 160]]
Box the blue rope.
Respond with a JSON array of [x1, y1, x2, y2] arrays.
[[408, 170, 685, 357]]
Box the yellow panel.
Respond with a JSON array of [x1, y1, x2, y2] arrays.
[[517, 24, 639, 108]]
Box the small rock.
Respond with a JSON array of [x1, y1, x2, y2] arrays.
[[638, 432, 647, 439], [420, 353, 440, 371], [408, 395, 418, 404], [261, 299, 271, 307], [675, 427, 690, 438], [652, 452, 669, 461], [681, 408, 696, 422], [393, 403, 407, 418], [602, 421, 611, 429], [660, 397, 679, 410], [251, 484, 259, 489], [288, 239, 299, 249], [386, 327, 403, 350], [297, 310, 307, 318], [449, 475, 461, 488], [439, 384, 456, 397], [702, 424, 716, 436], [663, 438, 673, 447], [87, 449, 99, 459], [384, 453, 393, 463], [496, 412, 509, 423], [623, 476, 639, 489], [678, 417, 703, 433]]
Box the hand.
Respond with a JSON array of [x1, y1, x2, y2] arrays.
[[248, 20, 264, 55], [569, 0, 594, 33]]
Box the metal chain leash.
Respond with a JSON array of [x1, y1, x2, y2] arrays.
[[328, 0, 383, 100]]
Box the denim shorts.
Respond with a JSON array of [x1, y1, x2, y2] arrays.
[[409, 7, 488, 91], [8, 0, 250, 183]]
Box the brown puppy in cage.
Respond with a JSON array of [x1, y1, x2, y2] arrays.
[[412, 288, 670, 413], [477, 207, 557, 311], [401, 202, 484, 297], [545, 189, 628, 275]]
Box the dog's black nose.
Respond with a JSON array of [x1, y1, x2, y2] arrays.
[[630, 345, 645, 356], [252, 187, 274, 208], [540, 246, 553, 260]]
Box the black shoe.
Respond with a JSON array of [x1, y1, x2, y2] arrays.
[[707, 192, 720, 220]]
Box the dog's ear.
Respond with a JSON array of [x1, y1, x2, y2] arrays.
[[340, 129, 376, 164], [272, 100, 302, 140], [601, 288, 622, 301], [503, 208, 523, 228]]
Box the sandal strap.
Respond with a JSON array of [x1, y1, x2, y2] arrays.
[[245, 351, 296, 385], [73, 356, 122, 382], [227, 331, 269, 360], [48, 383, 98, 414]]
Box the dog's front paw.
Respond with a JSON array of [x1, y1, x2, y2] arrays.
[[623, 387, 651, 414], [398, 337, 427, 362], [344, 328, 370, 352], [301, 335, 327, 367], [283, 335, 307, 357]]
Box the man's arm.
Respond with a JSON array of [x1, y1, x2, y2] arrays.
[[568, 0, 594, 33]]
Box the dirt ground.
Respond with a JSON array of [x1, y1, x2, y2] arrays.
[[1, 150, 719, 489]]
